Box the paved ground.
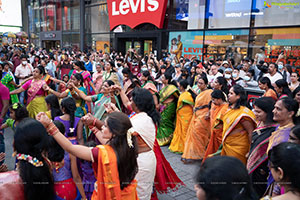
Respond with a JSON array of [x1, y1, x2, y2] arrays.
[[3, 127, 199, 199]]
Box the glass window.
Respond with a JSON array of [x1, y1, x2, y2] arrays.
[[46, 0, 62, 31], [85, 4, 110, 33], [62, 0, 80, 31], [169, 31, 204, 60], [252, 0, 300, 27], [249, 28, 300, 67], [40, 0, 47, 31], [63, 33, 80, 49], [85, 34, 110, 53], [204, 30, 249, 65], [206, 0, 252, 28], [187, 0, 205, 29]]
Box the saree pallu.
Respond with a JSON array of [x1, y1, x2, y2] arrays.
[[169, 91, 194, 154], [247, 125, 277, 197], [266, 123, 294, 153], [263, 89, 277, 101], [1, 73, 18, 103], [221, 106, 256, 165], [157, 85, 179, 146], [157, 101, 177, 146], [142, 81, 157, 95], [182, 89, 213, 161], [27, 96, 47, 118], [203, 103, 229, 162], [153, 139, 184, 195], [54, 178, 79, 200], [92, 145, 138, 200]]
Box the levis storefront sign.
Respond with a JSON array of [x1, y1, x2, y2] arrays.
[[107, 0, 168, 30]]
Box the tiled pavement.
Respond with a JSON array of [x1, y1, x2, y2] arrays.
[[4, 128, 199, 199], [157, 146, 199, 200]]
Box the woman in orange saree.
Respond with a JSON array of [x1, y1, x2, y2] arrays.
[[36, 111, 139, 200], [220, 85, 256, 165], [182, 76, 212, 163], [259, 77, 277, 101], [169, 79, 194, 154], [203, 90, 228, 162]]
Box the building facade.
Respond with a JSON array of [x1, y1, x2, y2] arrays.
[[25, 0, 300, 66]]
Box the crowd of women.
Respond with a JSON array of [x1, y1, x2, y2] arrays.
[[0, 46, 299, 200]]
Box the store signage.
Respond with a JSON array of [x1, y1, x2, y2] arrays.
[[107, 0, 168, 30], [44, 33, 56, 39]]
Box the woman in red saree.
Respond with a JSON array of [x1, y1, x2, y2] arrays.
[[10, 66, 48, 118], [37, 111, 139, 200]]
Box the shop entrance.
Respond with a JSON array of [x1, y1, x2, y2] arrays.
[[114, 32, 162, 58], [42, 40, 60, 50]]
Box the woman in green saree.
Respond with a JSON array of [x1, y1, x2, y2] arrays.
[[1, 62, 19, 103], [73, 79, 121, 121], [157, 73, 179, 146]]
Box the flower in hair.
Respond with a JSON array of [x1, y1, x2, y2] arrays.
[[16, 153, 44, 167], [127, 128, 135, 148]]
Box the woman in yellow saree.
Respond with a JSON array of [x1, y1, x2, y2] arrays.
[[169, 79, 194, 154], [221, 85, 256, 165], [182, 76, 213, 163], [203, 90, 228, 162], [10, 66, 47, 118], [157, 74, 179, 146]]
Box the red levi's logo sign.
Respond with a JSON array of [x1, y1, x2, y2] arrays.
[[107, 0, 168, 30]]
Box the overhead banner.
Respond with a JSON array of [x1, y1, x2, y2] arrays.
[[107, 0, 168, 30]]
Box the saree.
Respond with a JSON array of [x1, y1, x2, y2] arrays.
[[221, 106, 256, 165], [203, 103, 229, 162], [263, 89, 277, 101], [157, 85, 179, 146], [92, 94, 121, 121], [247, 124, 277, 197], [26, 80, 47, 118], [265, 123, 294, 195], [169, 91, 194, 154], [67, 87, 87, 118], [1, 73, 18, 103], [91, 145, 138, 200], [130, 112, 156, 200], [73, 70, 95, 95], [181, 89, 213, 161]]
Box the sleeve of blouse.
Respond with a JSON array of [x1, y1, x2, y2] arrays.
[[22, 80, 32, 90]]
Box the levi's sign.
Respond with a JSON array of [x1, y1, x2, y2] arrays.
[[107, 0, 168, 30]]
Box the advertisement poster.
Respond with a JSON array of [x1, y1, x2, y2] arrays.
[[96, 41, 110, 53], [169, 31, 204, 60]]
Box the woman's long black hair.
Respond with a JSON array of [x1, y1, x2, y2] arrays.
[[60, 97, 77, 136], [47, 120, 66, 162], [275, 79, 292, 98], [14, 118, 54, 200], [45, 94, 63, 120], [268, 142, 300, 194], [106, 112, 138, 190], [142, 70, 155, 84], [74, 60, 86, 71], [73, 73, 84, 86], [216, 76, 229, 95], [196, 156, 258, 200], [231, 84, 247, 109], [132, 88, 161, 126], [259, 77, 275, 92]]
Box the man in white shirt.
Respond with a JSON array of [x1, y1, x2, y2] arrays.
[[14, 55, 34, 104], [208, 64, 222, 87], [263, 63, 283, 85]]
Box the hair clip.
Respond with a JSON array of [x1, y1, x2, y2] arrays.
[[16, 153, 44, 167]]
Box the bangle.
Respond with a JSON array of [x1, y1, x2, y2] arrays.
[[92, 118, 97, 127], [47, 122, 59, 136]]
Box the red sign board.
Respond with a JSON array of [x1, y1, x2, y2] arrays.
[[107, 0, 168, 30]]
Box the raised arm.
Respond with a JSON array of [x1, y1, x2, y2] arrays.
[[72, 85, 93, 102], [10, 87, 25, 95], [36, 112, 92, 161]]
